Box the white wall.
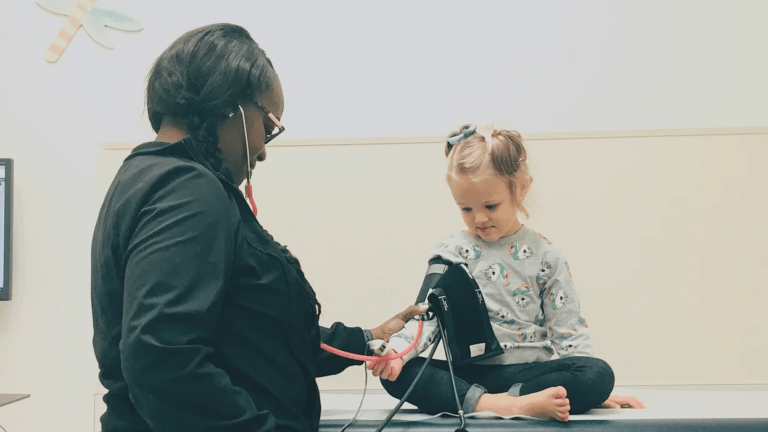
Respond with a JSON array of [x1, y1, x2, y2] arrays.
[[99, 128, 768, 392], [0, 1, 767, 431]]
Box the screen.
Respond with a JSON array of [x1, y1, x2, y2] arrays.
[[0, 159, 12, 301]]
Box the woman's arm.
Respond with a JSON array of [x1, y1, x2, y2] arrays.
[[119, 167, 276, 432], [317, 305, 429, 377]]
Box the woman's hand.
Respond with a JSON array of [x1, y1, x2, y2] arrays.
[[600, 394, 645, 409], [366, 349, 404, 381], [370, 304, 428, 342]]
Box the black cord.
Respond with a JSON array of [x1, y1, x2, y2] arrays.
[[0, 424, 8, 432], [436, 318, 467, 432], [374, 332, 442, 432]]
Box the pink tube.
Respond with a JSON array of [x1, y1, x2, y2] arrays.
[[320, 320, 424, 363]]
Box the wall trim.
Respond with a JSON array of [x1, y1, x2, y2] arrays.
[[101, 126, 768, 150]]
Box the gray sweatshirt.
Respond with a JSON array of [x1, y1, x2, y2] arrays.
[[388, 226, 593, 365]]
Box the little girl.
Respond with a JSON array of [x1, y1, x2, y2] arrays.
[[368, 125, 643, 422]]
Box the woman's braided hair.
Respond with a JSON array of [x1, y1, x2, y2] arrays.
[[146, 23, 321, 318], [146, 23, 275, 181]]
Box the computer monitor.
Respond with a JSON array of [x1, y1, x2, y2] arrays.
[[0, 158, 12, 301]]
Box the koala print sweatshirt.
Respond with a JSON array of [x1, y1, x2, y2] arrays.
[[388, 225, 593, 365]]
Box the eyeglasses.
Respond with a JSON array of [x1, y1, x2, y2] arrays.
[[255, 102, 285, 144]]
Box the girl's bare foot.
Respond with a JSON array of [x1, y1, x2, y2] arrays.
[[475, 386, 570, 421]]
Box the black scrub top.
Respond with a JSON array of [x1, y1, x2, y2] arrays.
[[92, 139, 366, 432]]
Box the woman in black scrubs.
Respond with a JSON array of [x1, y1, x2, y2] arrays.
[[91, 23, 424, 432]]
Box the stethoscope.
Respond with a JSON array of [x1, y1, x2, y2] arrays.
[[234, 104, 423, 362], [235, 107, 461, 432], [236, 105, 259, 218]]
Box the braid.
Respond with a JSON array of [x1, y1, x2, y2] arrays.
[[146, 23, 277, 178], [181, 114, 234, 181], [144, 25, 319, 313]]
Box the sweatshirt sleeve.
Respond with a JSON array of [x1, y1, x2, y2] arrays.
[[541, 247, 594, 358], [316, 323, 367, 376], [387, 235, 467, 363], [386, 318, 439, 365]]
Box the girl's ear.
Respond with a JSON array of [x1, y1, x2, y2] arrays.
[[519, 176, 533, 199], [509, 176, 533, 197]]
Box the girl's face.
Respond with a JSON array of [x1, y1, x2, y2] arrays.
[[448, 171, 522, 243]]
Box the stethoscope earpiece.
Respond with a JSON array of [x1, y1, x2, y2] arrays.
[[235, 104, 258, 218], [237, 105, 250, 180]]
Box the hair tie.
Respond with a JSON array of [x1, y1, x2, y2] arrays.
[[477, 124, 494, 151], [446, 124, 477, 150]]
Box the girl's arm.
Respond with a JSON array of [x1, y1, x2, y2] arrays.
[[386, 244, 467, 362], [385, 317, 439, 364], [541, 249, 593, 357]]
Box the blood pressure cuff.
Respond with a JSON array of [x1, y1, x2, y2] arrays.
[[416, 258, 503, 366]]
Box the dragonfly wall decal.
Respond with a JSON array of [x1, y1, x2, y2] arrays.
[[36, 0, 144, 63]]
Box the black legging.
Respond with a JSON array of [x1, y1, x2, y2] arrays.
[[380, 356, 615, 415]]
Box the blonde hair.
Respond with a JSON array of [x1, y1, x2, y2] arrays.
[[445, 124, 532, 218]]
